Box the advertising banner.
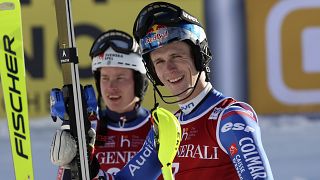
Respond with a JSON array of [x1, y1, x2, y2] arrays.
[[246, 0, 320, 114], [0, 0, 204, 117]]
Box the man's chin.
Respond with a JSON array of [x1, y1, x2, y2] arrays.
[[107, 103, 121, 111], [173, 88, 193, 98]]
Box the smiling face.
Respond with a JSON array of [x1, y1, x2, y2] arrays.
[[100, 67, 138, 113], [149, 41, 207, 103]]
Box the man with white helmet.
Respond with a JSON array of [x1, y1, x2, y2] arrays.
[[50, 29, 152, 179]]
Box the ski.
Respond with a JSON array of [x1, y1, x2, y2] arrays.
[[53, 0, 91, 179], [0, 0, 34, 179]]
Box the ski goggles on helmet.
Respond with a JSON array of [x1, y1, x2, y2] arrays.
[[133, 1, 202, 43], [90, 29, 139, 58], [140, 23, 206, 54]]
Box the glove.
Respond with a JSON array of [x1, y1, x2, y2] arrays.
[[50, 128, 96, 168], [50, 86, 98, 170], [151, 107, 181, 180], [50, 129, 77, 168]]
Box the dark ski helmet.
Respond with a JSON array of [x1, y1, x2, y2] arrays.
[[133, 1, 212, 86], [89, 29, 148, 100]]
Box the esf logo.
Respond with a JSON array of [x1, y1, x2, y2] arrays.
[[266, 1, 320, 105], [221, 122, 255, 133]]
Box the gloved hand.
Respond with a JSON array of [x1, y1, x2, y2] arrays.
[[151, 107, 181, 180], [50, 86, 98, 170], [50, 129, 76, 168], [50, 128, 96, 168]]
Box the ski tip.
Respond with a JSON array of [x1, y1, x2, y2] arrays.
[[0, 2, 15, 11]]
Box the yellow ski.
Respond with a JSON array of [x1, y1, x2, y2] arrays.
[[0, 0, 34, 179]]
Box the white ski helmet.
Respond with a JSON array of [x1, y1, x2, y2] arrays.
[[89, 29, 148, 100]]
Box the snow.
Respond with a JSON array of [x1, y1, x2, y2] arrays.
[[1, 116, 320, 180], [0, 118, 59, 180]]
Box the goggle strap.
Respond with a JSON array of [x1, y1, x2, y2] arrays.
[[180, 10, 202, 27]]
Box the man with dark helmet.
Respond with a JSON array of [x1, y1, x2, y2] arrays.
[[50, 29, 153, 179], [129, 1, 274, 180], [99, 2, 273, 180]]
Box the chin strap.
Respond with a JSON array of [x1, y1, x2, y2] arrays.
[[152, 86, 159, 111], [151, 70, 204, 104]]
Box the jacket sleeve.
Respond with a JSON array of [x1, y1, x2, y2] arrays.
[[217, 102, 274, 180], [98, 129, 162, 180]]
